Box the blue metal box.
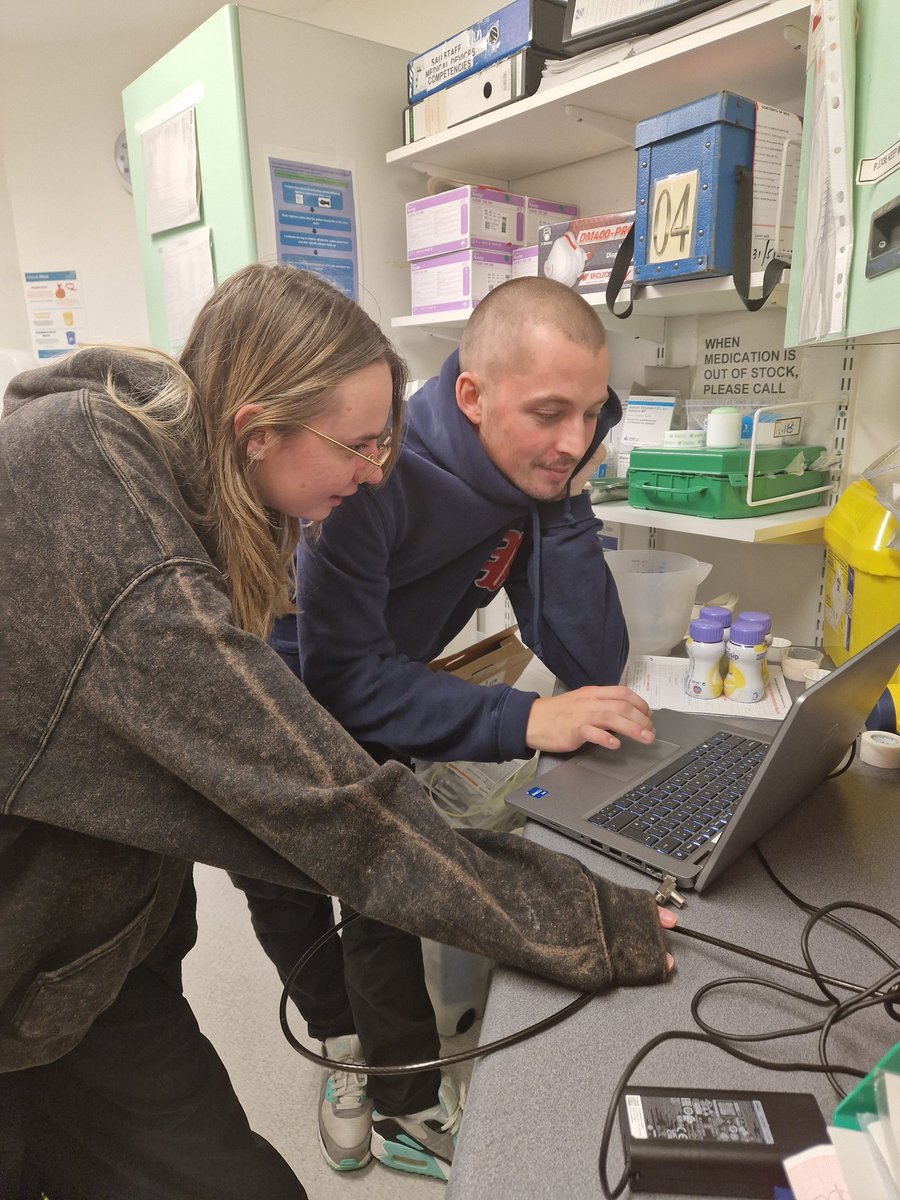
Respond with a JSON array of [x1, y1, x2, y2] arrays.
[[633, 91, 756, 284]]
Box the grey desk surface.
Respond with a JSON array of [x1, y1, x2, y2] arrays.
[[449, 754, 899, 1200]]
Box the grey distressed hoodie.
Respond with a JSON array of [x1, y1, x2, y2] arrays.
[[0, 349, 666, 1072]]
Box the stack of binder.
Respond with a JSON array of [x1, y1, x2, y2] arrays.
[[402, 0, 568, 144]]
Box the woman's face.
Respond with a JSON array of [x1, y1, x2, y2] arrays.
[[245, 359, 394, 521]]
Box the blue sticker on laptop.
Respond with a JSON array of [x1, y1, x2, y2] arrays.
[[526, 787, 549, 798]]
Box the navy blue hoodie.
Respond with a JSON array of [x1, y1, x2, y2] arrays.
[[279, 349, 627, 763]]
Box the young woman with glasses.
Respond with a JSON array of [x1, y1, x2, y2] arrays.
[[1, 263, 673, 1200]]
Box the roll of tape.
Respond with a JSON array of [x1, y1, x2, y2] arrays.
[[859, 729, 900, 768]]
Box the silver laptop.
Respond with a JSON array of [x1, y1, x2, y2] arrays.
[[507, 623, 900, 893]]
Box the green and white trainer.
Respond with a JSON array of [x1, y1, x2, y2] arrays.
[[318, 1034, 372, 1172], [371, 1073, 465, 1182]]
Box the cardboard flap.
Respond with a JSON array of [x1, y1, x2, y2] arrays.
[[429, 626, 533, 688]]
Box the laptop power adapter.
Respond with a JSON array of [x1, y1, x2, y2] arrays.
[[619, 1086, 827, 1196]]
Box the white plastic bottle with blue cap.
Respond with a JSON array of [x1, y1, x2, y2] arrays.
[[724, 617, 769, 703], [685, 618, 725, 699], [736, 610, 771, 684], [699, 604, 732, 676]]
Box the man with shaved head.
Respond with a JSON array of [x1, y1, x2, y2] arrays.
[[240, 276, 654, 1181]]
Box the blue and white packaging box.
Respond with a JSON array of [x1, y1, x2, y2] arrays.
[[406, 186, 525, 262], [408, 0, 567, 104]]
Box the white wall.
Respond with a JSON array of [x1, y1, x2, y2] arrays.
[[0, 153, 29, 349], [0, 2, 489, 350]]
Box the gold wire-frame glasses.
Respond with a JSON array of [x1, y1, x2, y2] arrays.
[[299, 423, 393, 480]]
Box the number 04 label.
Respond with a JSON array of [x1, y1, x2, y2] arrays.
[[647, 170, 699, 265]]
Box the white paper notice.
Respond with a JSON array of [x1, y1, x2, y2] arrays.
[[158, 227, 214, 353], [143, 107, 201, 236], [625, 656, 793, 720], [752, 104, 802, 266]]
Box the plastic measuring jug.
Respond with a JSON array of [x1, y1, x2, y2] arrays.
[[605, 549, 712, 656]]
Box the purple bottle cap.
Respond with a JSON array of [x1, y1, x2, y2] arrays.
[[737, 610, 772, 635], [699, 606, 732, 629], [730, 617, 767, 646], [689, 619, 724, 643]]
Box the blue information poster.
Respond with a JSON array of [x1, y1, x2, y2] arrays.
[[268, 157, 359, 300]]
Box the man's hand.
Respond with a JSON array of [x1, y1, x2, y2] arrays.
[[525, 685, 655, 754], [568, 441, 608, 496]]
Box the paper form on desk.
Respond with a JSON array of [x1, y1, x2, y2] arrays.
[[625, 655, 793, 720], [783, 1144, 850, 1200]]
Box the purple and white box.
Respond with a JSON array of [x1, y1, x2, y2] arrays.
[[410, 249, 512, 315], [511, 245, 539, 278], [406, 186, 525, 262], [523, 196, 578, 245]]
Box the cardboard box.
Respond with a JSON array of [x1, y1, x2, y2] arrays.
[[524, 195, 578, 244], [511, 245, 539, 278], [410, 248, 511, 315], [538, 211, 635, 294], [406, 185, 525, 261], [429, 626, 533, 688], [633, 92, 801, 284]]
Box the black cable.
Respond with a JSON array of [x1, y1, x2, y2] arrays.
[[755, 843, 899, 973], [279, 912, 597, 1076], [825, 735, 857, 779], [597, 889, 899, 1196]]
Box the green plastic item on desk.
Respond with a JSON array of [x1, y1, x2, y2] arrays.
[[589, 477, 630, 503], [832, 1042, 900, 1131]]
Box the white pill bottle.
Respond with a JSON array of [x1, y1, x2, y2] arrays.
[[723, 617, 768, 703], [685, 618, 725, 700]]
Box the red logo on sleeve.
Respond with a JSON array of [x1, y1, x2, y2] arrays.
[[475, 529, 523, 592]]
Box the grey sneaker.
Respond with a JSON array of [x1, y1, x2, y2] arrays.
[[370, 1073, 465, 1182], [318, 1034, 372, 1171]]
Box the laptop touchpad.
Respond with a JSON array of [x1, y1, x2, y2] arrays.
[[573, 738, 681, 783]]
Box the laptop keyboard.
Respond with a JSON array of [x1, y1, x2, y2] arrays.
[[587, 731, 768, 861]]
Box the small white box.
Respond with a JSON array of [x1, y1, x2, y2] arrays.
[[406, 185, 525, 261], [524, 195, 578, 245], [410, 248, 511, 315], [511, 245, 539, 278]]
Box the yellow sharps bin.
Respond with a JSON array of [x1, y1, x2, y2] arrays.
[[823, 479, 899, 661], [823, 478, 900, 722]]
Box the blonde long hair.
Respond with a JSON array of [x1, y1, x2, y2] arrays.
[[107, 264, 406, 638]]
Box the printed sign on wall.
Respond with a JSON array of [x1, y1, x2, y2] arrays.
[[268, 156, 359, 300], [23, 270, 88, 360]]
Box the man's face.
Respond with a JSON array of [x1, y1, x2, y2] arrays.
[[457, 325, 610, 501]]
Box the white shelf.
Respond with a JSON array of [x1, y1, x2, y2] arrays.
[[387, 0, 809, 181], [594, 501, 831, 543], [391, 271, 788, 340], [392, 305, 665, 342]]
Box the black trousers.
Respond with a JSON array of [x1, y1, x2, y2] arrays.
[[0, 880, 305, 1200], [230, 875, 442, 1115]]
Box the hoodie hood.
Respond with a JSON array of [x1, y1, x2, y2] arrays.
[[3, 347, 171, 421], [399, 348, 621, 662], [404, 348, 622, 505]]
